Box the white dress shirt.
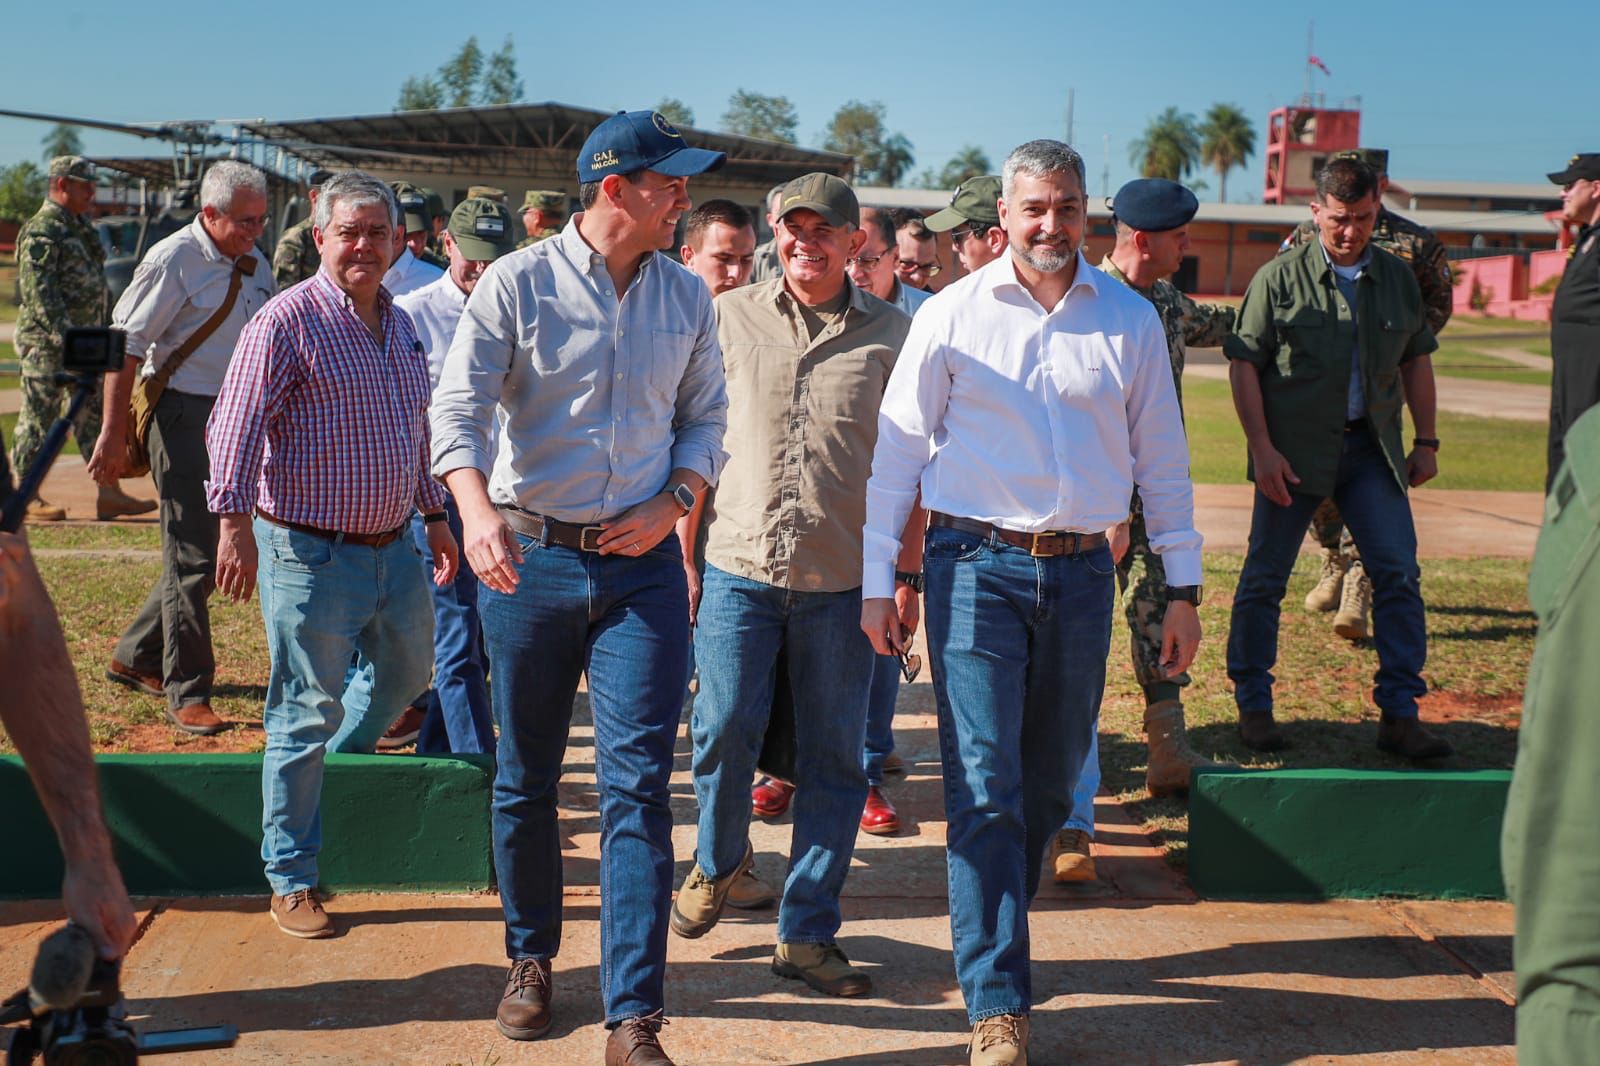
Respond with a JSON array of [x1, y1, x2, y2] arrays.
[[382, 247, 444, 298], [863, 250, 1202, 599], [396, 271, 466, 389], [112, 217, 275, 397]]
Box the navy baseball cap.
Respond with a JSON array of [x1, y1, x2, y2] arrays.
[[578, 110, 726, 183]]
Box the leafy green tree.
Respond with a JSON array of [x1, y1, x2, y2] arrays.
[[396, 75, 444, 111], [40, 124, 82, 164], [822, 101, 915, 186], [721, 90, 798, 144], [1129, 106, 1200, 181], [0, 161, 46, 224], [917, 145, 991, 189], [654, 98, 695, 128], [1198, 103, 1256, 202], [480, 36, 522, 104], [437, 37, 484, 108]]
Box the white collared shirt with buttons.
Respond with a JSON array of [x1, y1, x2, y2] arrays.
[[382, 246, 444, 299], [863, 249, 1202, 599], [396, 271, 467, 389]]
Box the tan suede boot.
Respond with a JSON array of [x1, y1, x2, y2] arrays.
[[96, 483, 157, 520], [1303, 547, 1346, 612], [1144, 699, 1222, 797], [1333, 561, 1372, 641]]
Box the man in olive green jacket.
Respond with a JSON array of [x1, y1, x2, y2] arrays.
[[1223, 156, 1450, 761]]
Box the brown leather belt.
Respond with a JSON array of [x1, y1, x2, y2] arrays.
[[929, 511, 1108, 557], [256, 510, 408, 548], [497, 506, 608, 552]]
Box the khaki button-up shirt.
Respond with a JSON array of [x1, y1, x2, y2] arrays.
[[706, 278, 910, 593]]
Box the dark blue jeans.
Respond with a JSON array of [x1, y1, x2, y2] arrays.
[[480, 532, 689, 1027], [690, 565, 874, 943], [924, 524, 1115, 1022], [1227, 425, 1428, 717], [863, 654, 900, 785], [410, 496, 495, 754]]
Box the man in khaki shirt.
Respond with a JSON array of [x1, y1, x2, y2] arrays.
[[671, 173, 920, 999]]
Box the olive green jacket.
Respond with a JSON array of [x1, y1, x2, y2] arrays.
[[1224, 238, 1436, 497]]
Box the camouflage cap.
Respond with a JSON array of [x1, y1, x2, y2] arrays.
[[522, 189, 566, 215], [776, 172, 859, 229], [1548, 153, 1600, 185], [468, 185, 508, 203], [1330, 148, 1389, 176], [448, 197, 515, 261], [925, 175, 1002, 232], [48, 156, 95, 182], [389, 181, 431, 234]]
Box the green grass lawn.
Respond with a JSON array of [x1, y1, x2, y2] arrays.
[[1184, 377, 1546, 492], [1430, 344, 1551, 386]]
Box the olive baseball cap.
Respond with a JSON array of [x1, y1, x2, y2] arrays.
[[1549, 153, 1600, 184], [390, 181, 431, 234], [448, 197, 515, 261], [1330, 148, 1389, 176], [48, 156, 95, 182], [522, 189, 566, 214], [925, 175, 1002, 232], [776, 172, 859, 229], [577, 110, 725, 182]]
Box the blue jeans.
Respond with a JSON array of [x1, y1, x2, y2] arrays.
[[482, 532, 688, 1027], [1227, 425, 1428, 717], [256, 517, 434, 895], [411, 498, 494, 754], [690, 564, 875, 943], [863, 654, 900, 785], [1064, 725, 1100, 835], [924, 524, 1115, 1022]]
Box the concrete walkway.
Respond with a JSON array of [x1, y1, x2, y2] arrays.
[[0, 701, 1516, 1064]]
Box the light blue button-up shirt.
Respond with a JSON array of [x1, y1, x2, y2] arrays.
[[430, 217, 728, 524]]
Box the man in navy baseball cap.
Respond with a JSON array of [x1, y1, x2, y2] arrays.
[[578, 110, 726, 183]]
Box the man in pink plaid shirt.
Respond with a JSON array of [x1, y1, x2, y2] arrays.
[[204, 171, 459, 940]]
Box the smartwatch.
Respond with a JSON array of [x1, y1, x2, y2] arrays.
[[1165, 585, 1204, 606], [667, 482, 696, 514]]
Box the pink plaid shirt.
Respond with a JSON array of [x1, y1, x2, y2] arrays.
[[205, 271, 446, 533]]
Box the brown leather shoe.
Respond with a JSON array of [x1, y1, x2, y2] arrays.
[[1376, 715, 1454, 761], [881, 751, 907, 776], [495, 957, 552, 1041], [604, 1011, 674, 1065], [24, 497, 66, 522], [751, 776, 795, 819], [106, 659, 164, 698], [167, 702, 227, 736], [270, 889, 334, 939], [1050, 828, 1097, 884], [376, 704, 426, 750], [860, 785, 900, 836], [96, 483, 157, 521], [1237, 711, 1287, 752]]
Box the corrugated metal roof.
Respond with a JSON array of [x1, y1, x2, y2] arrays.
[[1390, 178, 1559, 201]]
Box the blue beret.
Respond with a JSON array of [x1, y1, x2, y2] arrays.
[[1110, 178, 1199, 232]]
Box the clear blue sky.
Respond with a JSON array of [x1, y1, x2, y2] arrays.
[[2, 0, 1584, 199]]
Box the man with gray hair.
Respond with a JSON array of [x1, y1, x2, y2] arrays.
[[88, 159, 276, 736], [863, 139, 1202, 1064], [750, 183, 785, 283], [207, 170, 457, 939]]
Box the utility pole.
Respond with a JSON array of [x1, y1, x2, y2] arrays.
[[1102, 133, 1111, 199], [1065, 88, 1075, 146]]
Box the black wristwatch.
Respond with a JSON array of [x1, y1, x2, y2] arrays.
[[422, 511, 448, 525], [1412, 437, 1441, 452], [667, 482, 696, 514], [895, 570, 924, 594], [1165, 584, 1204, 606]]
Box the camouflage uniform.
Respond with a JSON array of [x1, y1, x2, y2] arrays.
[[515, 227, 560, 250], [271, 216, 320, 290], [419, 247, 450, 270], [10, 198, 109, 475], [1284, 208, 1453, 555], [1100, 255, 1234, 699]]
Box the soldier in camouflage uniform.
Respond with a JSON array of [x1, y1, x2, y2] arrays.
[[1282, 148, 1453, 641], [422, 188, 448, 260], [516, 189, 565, 249], [391, 182, 450, 270], [270, 169, 330, 291], [11, 157, 153, 522]]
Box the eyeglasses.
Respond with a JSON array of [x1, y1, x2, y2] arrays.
[[895, 648, 922, 684], [846, 253, 889, 269], [230, 211, 270, 230], [950, 225, 993, 245], [898, 259, 941, 278]]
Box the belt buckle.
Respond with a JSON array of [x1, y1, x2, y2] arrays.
[[579, 525, 605, 552], [1029, 533, 1054, 558]]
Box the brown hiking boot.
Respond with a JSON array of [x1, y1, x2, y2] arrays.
[[604, 1012, 673, 1065], [1304, 547, 1346, 612], [25, 497, 66, 522], [1050, 828, 1096, 883], [969, 1013, 1029, 1065], [1144, 699, 1223, 797], [270, 889, 333, 939], [495, 957, 552, 1041], [1238, 711, 1287, 752], [772, 941, 872, 997], [1376, 715, 1454, 761], [726, 867, 778, 910], [106, 659, 164, 698], [167, 702, 227, 736], [376, 703, 426, 750], [1333, 561, 1372, 641], [669, 840, 753, 938], [96, 483, 156, 520]]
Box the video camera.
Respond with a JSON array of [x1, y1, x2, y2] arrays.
[[0, 327, 126, 533], [0, 926, 235, 1064]]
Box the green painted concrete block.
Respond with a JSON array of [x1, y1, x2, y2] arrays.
[[1189, 768, 1512, 900], [0, 754, 493, 897]]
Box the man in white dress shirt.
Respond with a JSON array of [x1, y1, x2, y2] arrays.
[[861, 140, 1204, 1066], [382, 183, 445, 298]]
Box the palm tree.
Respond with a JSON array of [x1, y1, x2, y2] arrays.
[[1129, 107, 1200, 182], [1199, 104, 1256, 202]]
